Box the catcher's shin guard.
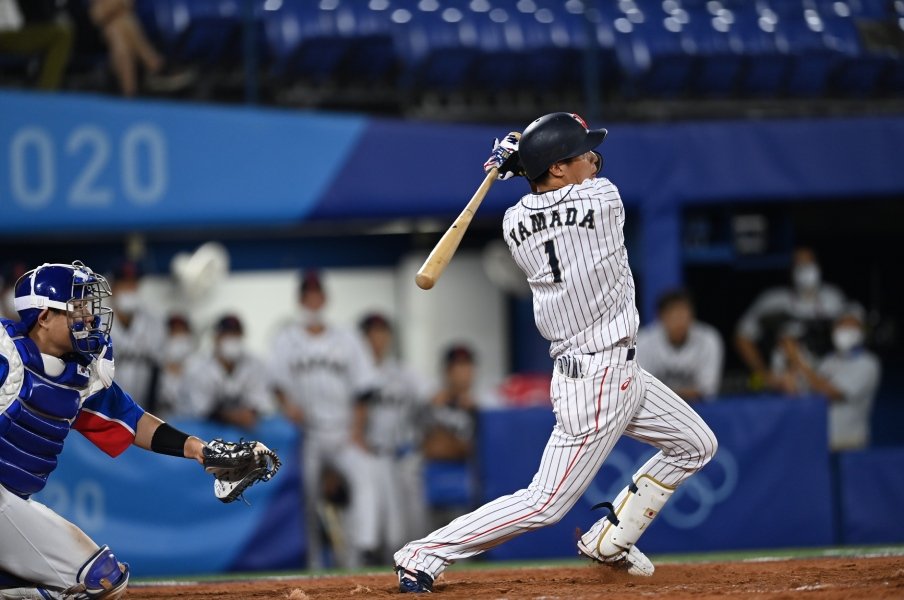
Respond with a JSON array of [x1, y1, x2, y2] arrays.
[[70, 545, 129, 599], [579, 476, 674, 567]]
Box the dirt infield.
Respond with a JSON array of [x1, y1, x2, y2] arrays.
[[128, 555, 904, 599]]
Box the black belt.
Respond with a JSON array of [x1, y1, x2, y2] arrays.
[[587, 348, 635, 360]]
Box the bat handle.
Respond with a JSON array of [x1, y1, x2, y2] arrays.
[[415, 271, 436, 290]]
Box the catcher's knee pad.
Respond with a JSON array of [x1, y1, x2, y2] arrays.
[[588, 476, 674, 559], [73, 545, 129, 599]]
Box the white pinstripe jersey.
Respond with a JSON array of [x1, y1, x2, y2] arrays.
[[270, 324, 377, 439], [502, 177, 639, 358]]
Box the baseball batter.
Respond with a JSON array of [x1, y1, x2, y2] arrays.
[[394, 113, 718, 593], [0, 262, 214, 599]]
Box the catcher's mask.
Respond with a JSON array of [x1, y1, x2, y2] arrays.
[[14, 261, 113, 358]]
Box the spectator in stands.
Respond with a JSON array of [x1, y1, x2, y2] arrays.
[[735, 247, 847, 391], [153, 313, 196, 419], [108, 260, 165, 410], [181, 314, 272, 429], [359, 312, 431, 559], [270, 271, 380, 569], [0, 0, 73, 90], [636, 289, 724, 403], [85, 0, 163, 96], [779, 304, 881, 452]]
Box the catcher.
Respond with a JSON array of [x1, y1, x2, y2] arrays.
[[0, 261, 280, 600]]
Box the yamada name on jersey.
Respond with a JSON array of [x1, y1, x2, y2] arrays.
[[508, 207, 596, 248]]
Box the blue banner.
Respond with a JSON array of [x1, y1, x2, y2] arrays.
[[838, 448, 904, 545], [0, 91, 366, 233], [32, 417, 302, 577], [478, 397, 835, 560]]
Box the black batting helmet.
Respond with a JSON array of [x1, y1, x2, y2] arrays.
[[519, 112, 607, 181]]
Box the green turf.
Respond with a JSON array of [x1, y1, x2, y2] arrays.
[[131, 544, 904, 584]]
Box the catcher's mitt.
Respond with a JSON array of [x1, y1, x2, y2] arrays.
[[203, 439, 281, 504]]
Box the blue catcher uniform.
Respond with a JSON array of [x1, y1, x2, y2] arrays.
[[0, 263, 140, 600]]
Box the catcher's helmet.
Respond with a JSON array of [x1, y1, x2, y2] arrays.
[[519, 112, 607, 181], [14, 261, 113, 356]]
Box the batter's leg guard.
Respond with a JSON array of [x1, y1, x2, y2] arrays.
[[577, 475, 674, 576], [67, 546, 129, 599]]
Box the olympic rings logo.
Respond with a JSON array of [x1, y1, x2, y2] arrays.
[[582, 446, 738, 530]]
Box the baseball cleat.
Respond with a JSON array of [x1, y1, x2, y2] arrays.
[[577, 540, 655, 577], [395, 565, 433, 593]]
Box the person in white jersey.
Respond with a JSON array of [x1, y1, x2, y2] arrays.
[[735, 247, 846, 391], [107, 261, 164, 410], [270, 272, 380, 569], [359, 313, 431, 559], [636, 289, 724, 403], [393, 112, 718, 593]]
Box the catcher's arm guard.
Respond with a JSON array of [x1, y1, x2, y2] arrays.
[[202, 439, 281, 504]]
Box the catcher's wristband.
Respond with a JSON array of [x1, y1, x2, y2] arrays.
[[150, 422, 190, 457]]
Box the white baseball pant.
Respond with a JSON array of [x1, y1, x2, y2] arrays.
[[394, 349, 718, 578], [0, 486, 99, 594], [301, 435, 379, 569]]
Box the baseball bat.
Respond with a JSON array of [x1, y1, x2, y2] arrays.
[[415, 132, 520, 290], [415, 168, 497, 290]]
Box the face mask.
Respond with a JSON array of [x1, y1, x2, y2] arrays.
[[300, 307, 324, 328], [832, 327, 863, 353], [218, 337, 244, 362], [115, 291, 141, 314], [164, 335, 194, 364], [793, 264, 821, 291]]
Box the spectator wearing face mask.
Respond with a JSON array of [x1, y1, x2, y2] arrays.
[[182, 314, 273, 429], [153, 313, 196, 419], [779, 304, 881, 451], [108, 260, 165, 409], [734, 247, 847, 392]]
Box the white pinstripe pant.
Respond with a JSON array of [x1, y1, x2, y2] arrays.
[[394, 351, 718, 578]]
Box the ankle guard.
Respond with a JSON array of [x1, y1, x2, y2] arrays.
[[590, 476, 674, 559]]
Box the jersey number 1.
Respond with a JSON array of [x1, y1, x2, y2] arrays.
[[544, 241, 563, 283]]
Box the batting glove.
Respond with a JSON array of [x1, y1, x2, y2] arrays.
[[484, 133, 524, 180]]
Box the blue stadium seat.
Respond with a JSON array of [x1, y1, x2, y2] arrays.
[[263, 0, 397, 84], [392, 0, 483, 92], [821, 14, 888, 95], [613, 1, 697, 98], [683, 7, 746, 97], [521, 0, 620, 95], [464, 3, 526, 93], [774, 12, 841, 96], [732, 3, 790, 96], [150, 0, 248, 66]]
